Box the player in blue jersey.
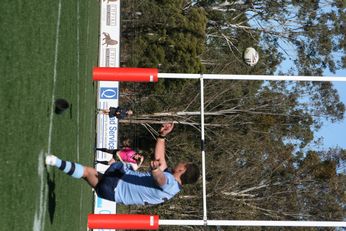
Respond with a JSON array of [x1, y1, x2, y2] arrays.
[[45, 123, 200, 205]]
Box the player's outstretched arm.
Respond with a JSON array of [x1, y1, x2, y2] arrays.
[[154, 123, 174, 171], [151, 123, 174, 186]]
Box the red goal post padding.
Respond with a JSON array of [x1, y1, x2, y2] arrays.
[[93, 67, 158, 82], [88, 214, 159, 230]]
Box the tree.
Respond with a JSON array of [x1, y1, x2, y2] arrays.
[[121, 0, 207, 73], [192, 0, 346, 76]]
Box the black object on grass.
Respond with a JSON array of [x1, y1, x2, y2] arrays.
[[54, 98, 70, 114]]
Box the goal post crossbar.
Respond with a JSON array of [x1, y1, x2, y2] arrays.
[[159, 219, 346, 227], [158, 73, 346, 81], [93, 67, 346, 82], [87, 215, 346, 228]]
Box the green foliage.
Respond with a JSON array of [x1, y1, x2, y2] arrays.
[[121, 0, 207, 73]]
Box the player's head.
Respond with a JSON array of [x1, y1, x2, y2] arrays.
[[174, 162, 200, 185]]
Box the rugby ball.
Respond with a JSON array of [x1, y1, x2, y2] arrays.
[[243, 47, 259, 66]]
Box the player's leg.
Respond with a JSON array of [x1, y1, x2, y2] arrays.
[[94, 162, 124, 201], [95, 158, 116, 165], [96, 148, 118, 155], [95, 160, 109, 165], [102, 109, 110, 115], [45, 154, 100, 188], [108, 158, 116, 165], [82, 166, 101, 188], [96, 108, 110, 115]]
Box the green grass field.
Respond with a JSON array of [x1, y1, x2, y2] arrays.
[[0, 0, 100, 230]]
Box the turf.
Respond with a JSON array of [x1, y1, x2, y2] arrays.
[[0, 0, 100, 230]]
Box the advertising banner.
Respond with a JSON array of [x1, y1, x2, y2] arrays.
[[94, 0, 120, 226]]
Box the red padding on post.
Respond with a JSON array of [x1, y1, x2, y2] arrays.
[[93, 67, 158, 82], [88, 214, 159, 230]]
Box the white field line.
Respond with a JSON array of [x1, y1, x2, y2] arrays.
[[33, 151, 47, 231], [76, 0, 80, 162], [76, 1, 84, 230], [33, 1, 62, 231], [47, 0, 62, 155], [84, 0, 90, 105]]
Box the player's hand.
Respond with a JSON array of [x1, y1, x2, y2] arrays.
[[150, 160, 161, 170], [159, 123, 174, 136]]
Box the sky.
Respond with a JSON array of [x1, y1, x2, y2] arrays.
[[247, 1, 346, 150], [273, 66, 346, 151], [274, 54, 346, 150], [273, 43, 346, 151], [315, 71, 346, 150]]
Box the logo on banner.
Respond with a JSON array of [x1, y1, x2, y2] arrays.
[[102, 32, 118, 47], [100, 87, 118, 99]]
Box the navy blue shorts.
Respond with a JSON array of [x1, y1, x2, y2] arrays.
[[95, 162, 124, 201]]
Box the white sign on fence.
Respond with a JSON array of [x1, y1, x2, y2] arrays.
[[93, 0, 121, 227]]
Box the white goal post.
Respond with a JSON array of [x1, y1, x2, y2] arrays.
[[92, 66, 346, 228], [158, 73, 346, 82], [161, 73, 346, 228]]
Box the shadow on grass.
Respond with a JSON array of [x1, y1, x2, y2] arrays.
[[46, 172, 56, 224], [69, 103, 73, 119]]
